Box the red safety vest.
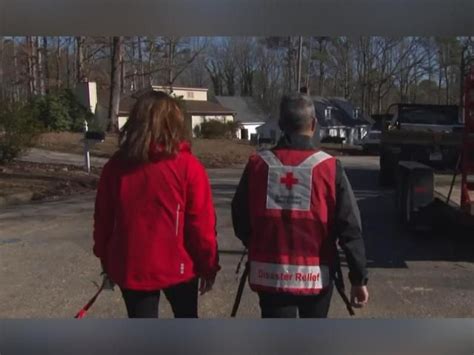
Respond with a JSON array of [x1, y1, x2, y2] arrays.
[[247, 149, 337, 295]]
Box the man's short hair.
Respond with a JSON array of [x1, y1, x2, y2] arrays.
[[279, 94, 316, 133]]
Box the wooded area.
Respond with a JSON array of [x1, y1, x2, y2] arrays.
[[0, 36, 472, 120]]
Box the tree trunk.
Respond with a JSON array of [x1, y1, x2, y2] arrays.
[[318, 38, 326, 96], [76, 36, 86, 83], [56, 37, 61, 89], [12, 37, 20, 101], [130, 38, 137, 91], [66, 38, 71, 89], [412, 63, 418, 102], [147, 38, 154, 86], [120, 50, 125, 93], [444, 65, 450, 104], [108, 36, 123, 132], [137, 36, 145, 89], [42, 37, 49, 93], [36, 36, 46, 95], [26, 36, 36, 97], [287, 37, 293, 92], [377, 83, 383, 113], [167, 37, 174, 88], [305, 38, 312, 94]]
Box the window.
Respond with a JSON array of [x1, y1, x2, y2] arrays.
[[325, 106, 333, 119], [186, 91, 194, 99], [353, 108, 360, 119]]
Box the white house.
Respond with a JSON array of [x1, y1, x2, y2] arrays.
[[118, 86, 235, 135], [74, 82, 236, 135], [215, 96, 267, 140]]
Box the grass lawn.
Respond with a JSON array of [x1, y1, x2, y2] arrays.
[[34, 132, 256, 168]]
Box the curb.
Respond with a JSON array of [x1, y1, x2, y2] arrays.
[[0, 191, 35, 208]]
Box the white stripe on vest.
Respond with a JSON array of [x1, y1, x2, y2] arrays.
[[249, 261, 331, 290], [258, 150, 332, 211]]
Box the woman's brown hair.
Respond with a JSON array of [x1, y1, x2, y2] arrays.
[[118, 91, 188, 163]]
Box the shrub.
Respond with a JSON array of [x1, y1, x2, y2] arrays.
[[193, 124, 202, 138], [59, 89, 95, 132], [29, 89, 94, 132], [0, 102, 42, 163], [198, 119, 242, 139], [226, 120, 243, 139], [199, 120, 233, 139]]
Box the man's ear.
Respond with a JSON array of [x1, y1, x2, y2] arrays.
[[311, 118, 317, 132]]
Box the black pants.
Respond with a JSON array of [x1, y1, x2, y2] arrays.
[[258, 283, 334, 318], [121, 278, 198, 318]]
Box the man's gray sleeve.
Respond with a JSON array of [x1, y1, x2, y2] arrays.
[[231, 164, 251, 247], [334, 159, 369, 286]]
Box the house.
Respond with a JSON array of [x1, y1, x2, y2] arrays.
[[117, 86, 236, 135], [256, 96, 372, 146], [214, 96, 267, 140], [255, 119, 281, 144], [313, 96, 372, 145]]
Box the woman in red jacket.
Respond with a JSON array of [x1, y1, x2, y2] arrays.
[[93, 91, 220, 318]]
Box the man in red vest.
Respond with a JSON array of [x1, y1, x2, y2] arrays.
[[232, 94, 369, 318]]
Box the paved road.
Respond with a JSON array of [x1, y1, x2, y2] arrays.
[[1, 156, 473, 318]]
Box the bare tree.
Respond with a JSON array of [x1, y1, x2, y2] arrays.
[[206, 56, 224, 96], [108, 36, 124, 132], [76, 36, 86, 83]]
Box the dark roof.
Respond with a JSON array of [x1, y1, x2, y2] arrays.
[[330, 97, 374, 125], [118, 95, 235, 116], [214, 96, 267, 123], [312, 96, 371, 128], [183, 100, 235, 115]]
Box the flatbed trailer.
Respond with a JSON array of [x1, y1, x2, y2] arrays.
[[394, 67, 474, 233], [379, 104, 463, 187]]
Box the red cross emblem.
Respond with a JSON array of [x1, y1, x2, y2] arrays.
[[280, 172, 299, 190]]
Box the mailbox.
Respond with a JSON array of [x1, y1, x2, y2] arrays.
[[85, 131, 106, 141]]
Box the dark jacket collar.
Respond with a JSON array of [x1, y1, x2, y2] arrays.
[[275, 133, 316, 150]]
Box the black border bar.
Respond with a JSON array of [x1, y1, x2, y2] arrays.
[[0, 0, 474, 36], [1, 319, 473, 355]]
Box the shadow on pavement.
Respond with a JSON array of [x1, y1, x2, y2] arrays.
[[345, 167, 474, 269]]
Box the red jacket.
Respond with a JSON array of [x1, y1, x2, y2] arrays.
[[246, 148, 337, 295], [93, 142, 220, 291]]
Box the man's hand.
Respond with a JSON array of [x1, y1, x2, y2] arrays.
[[351, 285, 369, 308], [199, 276, 216, 295]]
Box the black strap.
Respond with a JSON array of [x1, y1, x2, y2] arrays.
[[231, 262, 249, 317], [334, 257, 355, 316]]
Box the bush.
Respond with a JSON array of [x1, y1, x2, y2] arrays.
[[199, 119, 242, 139], [193, 125, 202, 138], [226, 120, 243, 139], [29, 89, 94, 132], [0, 102, 42, 163], [199, 120, 232, 139]]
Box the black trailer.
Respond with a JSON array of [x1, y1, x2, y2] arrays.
[[395, 161, 474, 234]]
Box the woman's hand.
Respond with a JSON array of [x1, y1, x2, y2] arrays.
[[199, 275, 216, 295]]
